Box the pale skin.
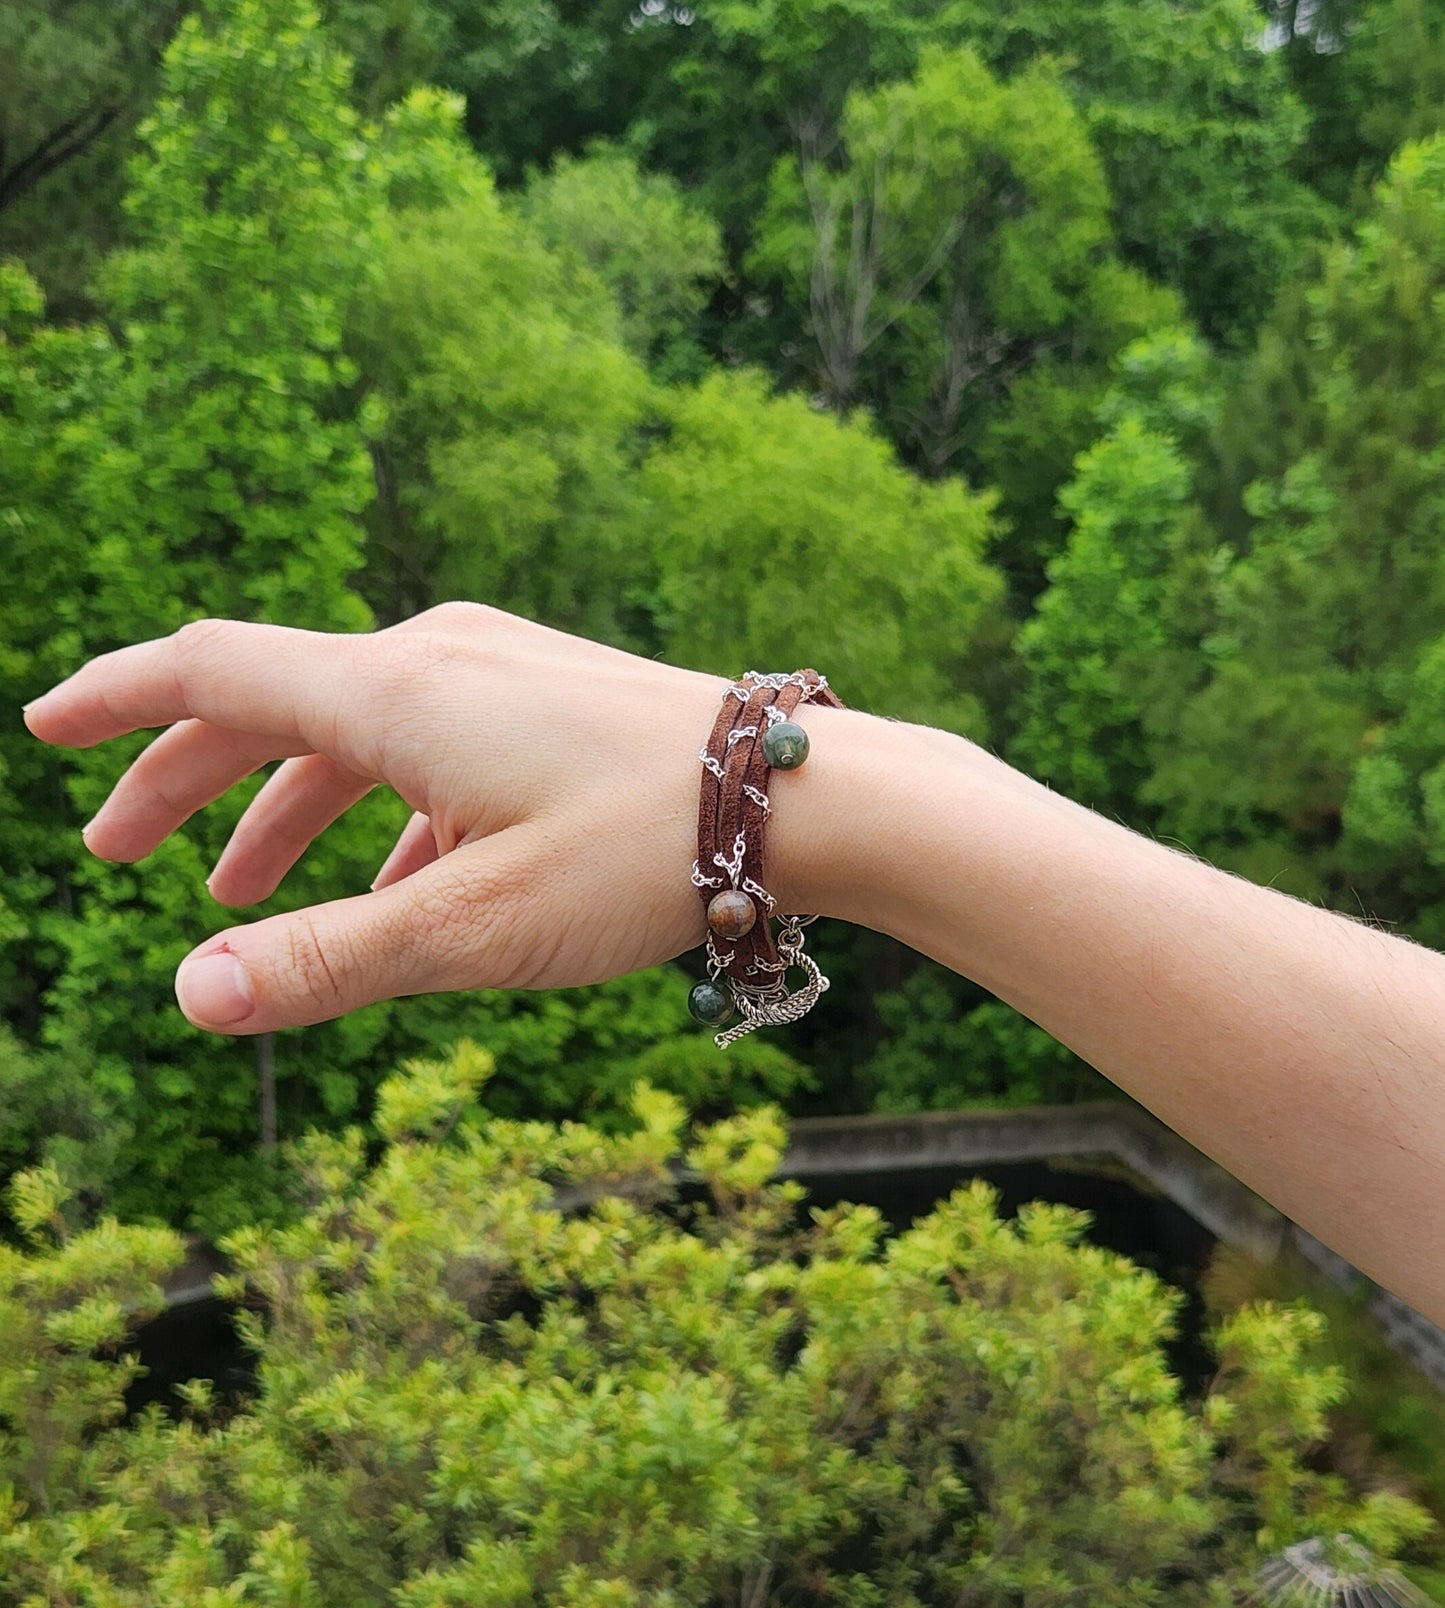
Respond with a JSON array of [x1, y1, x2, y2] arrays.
[[21, 602, 1445, 1326]]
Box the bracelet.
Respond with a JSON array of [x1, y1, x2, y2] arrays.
[[688, 669, 844, 1048]]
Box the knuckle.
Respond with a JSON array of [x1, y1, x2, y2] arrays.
[[418, 600, 499, 635], [369, 624, 475, 691], [174, 617, 232, 666]]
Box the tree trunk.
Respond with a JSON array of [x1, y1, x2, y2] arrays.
[[257, 1032, 277, 1152]]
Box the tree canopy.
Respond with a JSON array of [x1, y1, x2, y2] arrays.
[[7, 0, 1445, 1575]]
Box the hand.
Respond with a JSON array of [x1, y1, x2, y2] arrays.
[[22, 604, 748, 1034]]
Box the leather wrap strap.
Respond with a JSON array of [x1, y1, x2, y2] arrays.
[[694, 670, 843, 988]]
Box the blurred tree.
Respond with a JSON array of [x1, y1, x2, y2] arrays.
[[860, 964, 1107, 1114], [1268, 0, 1445, 210], [0, 0, 189, 311], [516, 141, 725, 381], [0, 1051, 1431, 1598], [1010, 330, 1225, 821], [348, 135, 654, 635], [323, 0, 670, 178], [639, 366, 1008, 736]]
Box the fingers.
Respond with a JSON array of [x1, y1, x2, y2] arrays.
[[371, 811, 440, 891], [81, 719, 312, 865], [22, 618, 364, 751], [175, 835, 531, 1034], [207, 753, 376, 906]]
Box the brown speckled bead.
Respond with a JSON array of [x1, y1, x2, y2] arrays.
[[707, 889, 757, 939]]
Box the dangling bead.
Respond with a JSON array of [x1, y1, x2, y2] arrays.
[[762, 720, 809, 769], [707, 888, 756, 938], [688, 978, 733, 1026]]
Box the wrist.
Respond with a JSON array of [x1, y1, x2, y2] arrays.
[[767, 706, 1086, 961], [764, 706, 952, 937]]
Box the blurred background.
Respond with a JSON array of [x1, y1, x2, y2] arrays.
[[6, 0, 1445, 1593]]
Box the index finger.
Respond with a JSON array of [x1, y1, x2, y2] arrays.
[[22, 619, 365, 752]]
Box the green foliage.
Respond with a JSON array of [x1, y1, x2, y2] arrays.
[[0, 1053, 1430, 1600], [641, 368, 1005, 733], [1011, 330, 1223, 819], [354, 980, 815, 1133], [0, 0, 394, 1231], [748, 46, 1134, 476], [347, 136, 653, 633], [0, 0, 189, 311], [1272, 0, 1445, 212], [0, 1162, 184, 1522], [860, 965, 1107, 1113], [1204, 1240, 1445, 1570], [1145, 137, 1445, 924], [517, 142, 725, 381], [934, 0, 1332, 346], [7, 9, 1445, 1559]]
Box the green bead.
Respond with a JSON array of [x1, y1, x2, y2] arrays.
[[687, 978, 733, 1027], [762, 720, 810, 770]]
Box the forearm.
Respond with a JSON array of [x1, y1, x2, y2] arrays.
[[779, 707, 1445, 1325]]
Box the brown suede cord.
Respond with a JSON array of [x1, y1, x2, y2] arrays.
[[696, 670, 843, 987]]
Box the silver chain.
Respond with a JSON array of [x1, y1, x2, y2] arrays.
[[714, 946, 829, 1048], [700, 673, 833, 1047]]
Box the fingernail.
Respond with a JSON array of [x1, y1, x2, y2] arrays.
[[177, 950, 255, 1028]]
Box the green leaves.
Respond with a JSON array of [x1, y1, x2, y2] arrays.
[[749, 46, 1118, 472], [0, 0, 396, 1230], [347, 146, 652, 635], [641, 368, 1003, 733], [517, 143, 725, 380], [1010, 329, 1220, 819], [1, 1055, 1428, 1599]]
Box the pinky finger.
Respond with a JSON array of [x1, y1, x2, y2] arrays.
[[371, 811, 439, 891]]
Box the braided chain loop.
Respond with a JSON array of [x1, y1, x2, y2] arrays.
[[694, 672, 842, 1047]]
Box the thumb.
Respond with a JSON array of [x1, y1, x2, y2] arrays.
[[175, 849, 514, 1034]]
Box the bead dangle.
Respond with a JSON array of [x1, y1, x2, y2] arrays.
[[689, 669, 843, 1047]]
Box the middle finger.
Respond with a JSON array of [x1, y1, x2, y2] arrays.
[[82, 720, 311, 864]]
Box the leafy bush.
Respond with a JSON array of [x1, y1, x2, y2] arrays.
[[0, 1044, 1431, 1603]]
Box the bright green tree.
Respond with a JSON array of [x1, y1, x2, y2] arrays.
[[346, 134, 654, 636], [748, 49, 1168, 471], [0, 0, 399, 1231], [745, 43, 1182, 610], [1010, 329, 1224, 820], [0, 1047, 1431, 1600], [516, 141, 724, 381], [639, 366, 1007, 736]]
